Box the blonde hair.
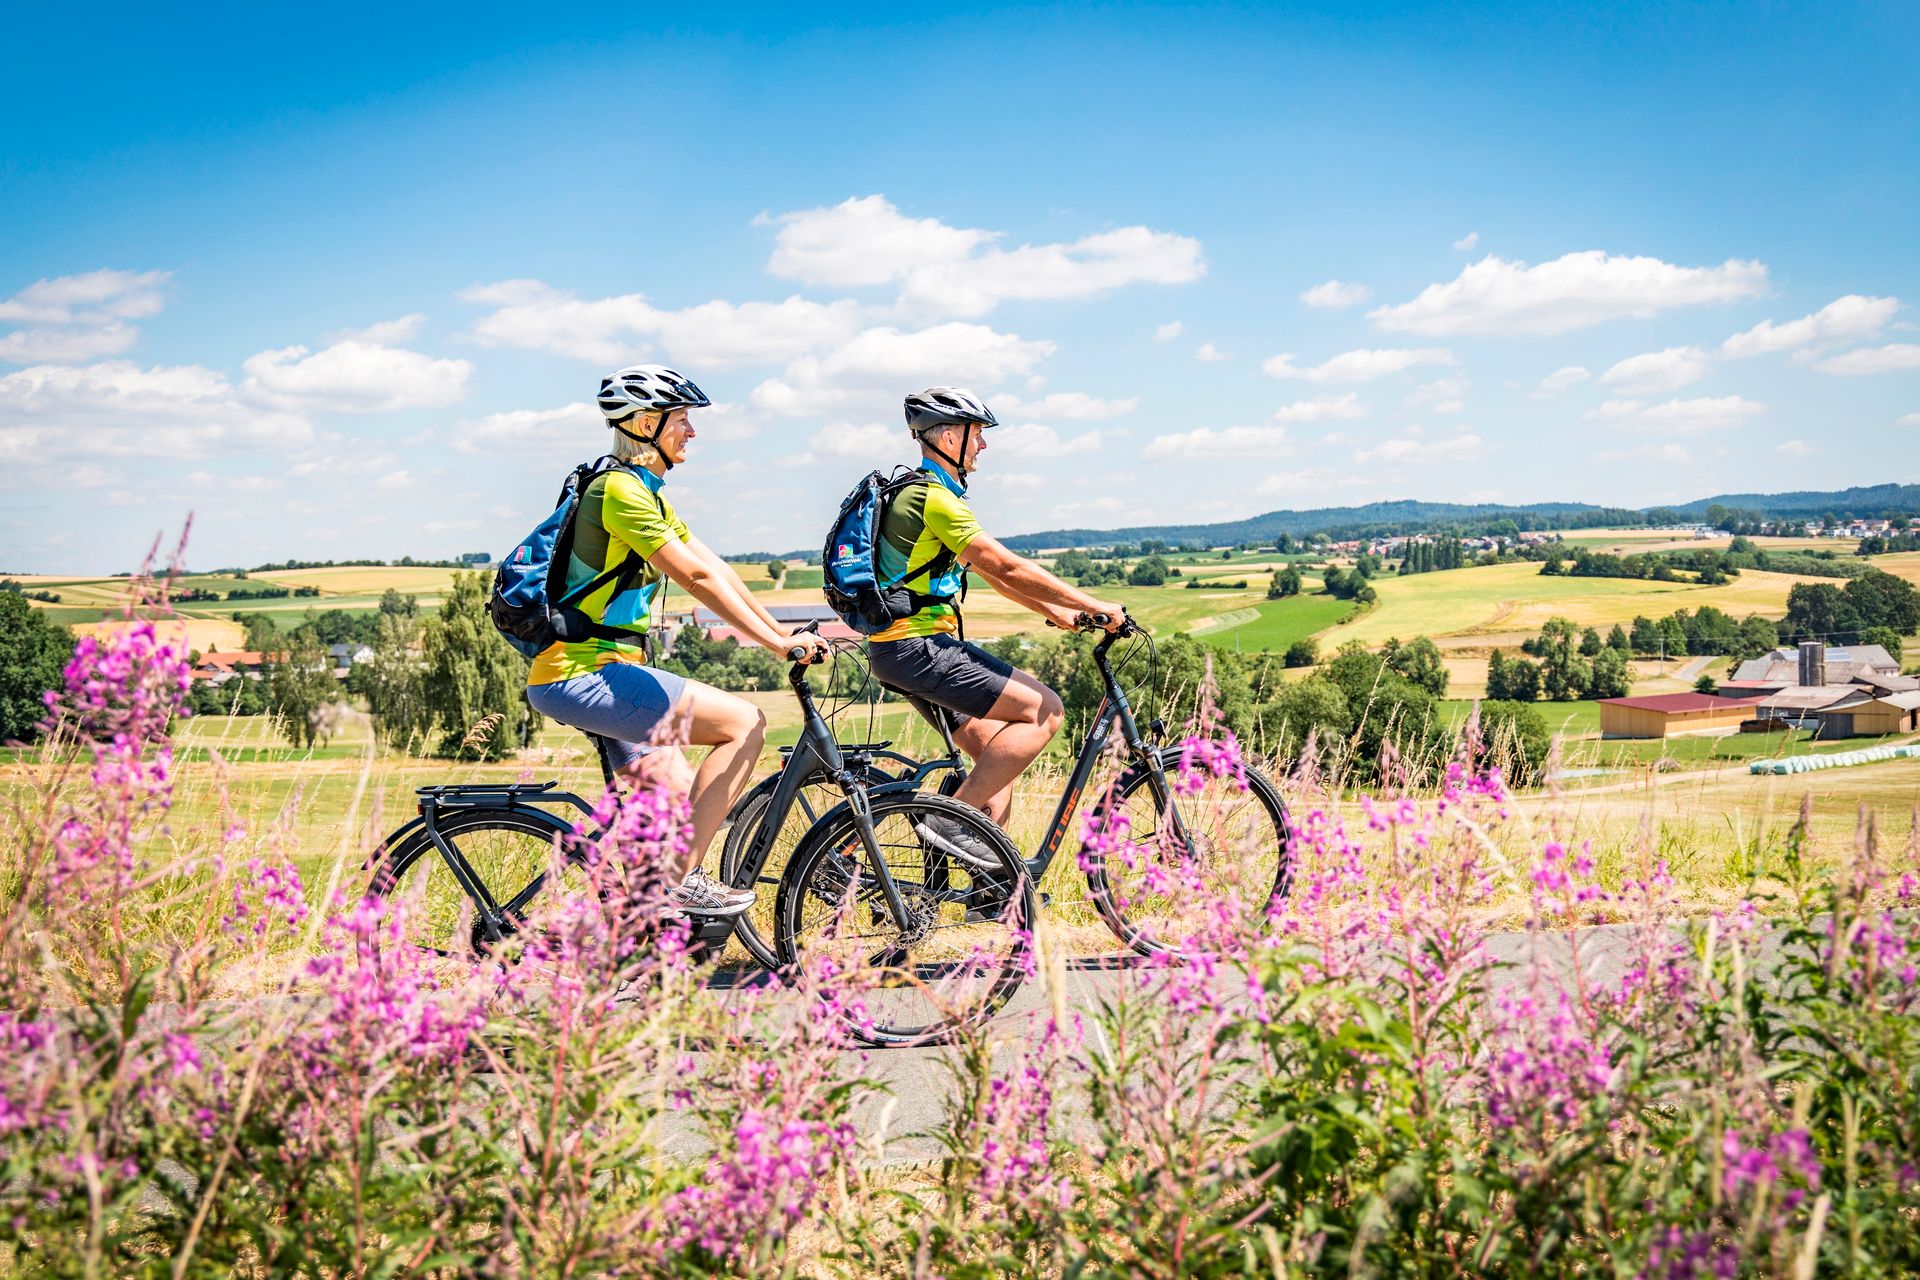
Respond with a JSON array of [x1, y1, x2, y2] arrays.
[[611, 411, 664, 469]]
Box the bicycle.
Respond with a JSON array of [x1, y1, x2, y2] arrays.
[[366, 636, 1035, 1047], [723, 614, 1295, 958]]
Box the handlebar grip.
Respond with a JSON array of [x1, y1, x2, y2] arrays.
[[786, 646, 811, 663]]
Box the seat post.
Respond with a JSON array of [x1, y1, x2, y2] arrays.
[[590, 734, 616, 787]]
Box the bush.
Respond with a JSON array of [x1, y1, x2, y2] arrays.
[[1282, 637, 1318, 668], [0, 591, 72, 743]]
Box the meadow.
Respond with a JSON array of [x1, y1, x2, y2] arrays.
[[7, 615, 1920, 1276]]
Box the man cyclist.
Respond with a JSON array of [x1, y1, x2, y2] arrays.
[[524, 363, 830, 918], [867, 387, 1125, 902]]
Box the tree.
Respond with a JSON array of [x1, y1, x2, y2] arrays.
[[0, 593, 72, 743], [1052, 550, 1095, 580], [1579, 627, 1603, 657], [1588, 648, 1632, 699], [231, 611, 281, 651], [1383, 636, 1448, 697], [1503, 657, 1541, 702], [1485, 649, 1510, 700], [1845, 569, 1920, 636], [417, 571, 536, 760], [1475, 700, 1550, 787], [1257, 678, 1350, 758], [766, 559, 788, 586], [1606, 624, 1631, 653], [1629, 615, 1661, 655], [1128, 555, 1170, 587], [378, 588, 419, 620], [267, 631, 341, 750], [1659, 614, 1689, 660], [361, 611, 429, 750], [1694, 673, 1719, 695], [1736, 615, 1780, 660], [1283, 638, 1318, 669]]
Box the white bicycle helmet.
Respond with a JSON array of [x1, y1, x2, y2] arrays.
[[598, 364, 711, 467], [904, 386, 997, 487]]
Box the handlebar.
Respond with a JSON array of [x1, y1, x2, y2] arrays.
[[785, 618, 829, 666], [1045, 610, 1138, 637]]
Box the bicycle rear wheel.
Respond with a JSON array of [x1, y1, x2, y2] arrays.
[[368, 808, 584, 972], [775, 792, 1034, 1047], [1084, 746, 1293, 956]]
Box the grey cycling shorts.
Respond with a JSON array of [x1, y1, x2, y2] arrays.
[[526, 661, 688, 772], [868, 633, 1016, 723]]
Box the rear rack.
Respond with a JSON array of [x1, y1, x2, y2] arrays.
[[415, 780, 560, 801]]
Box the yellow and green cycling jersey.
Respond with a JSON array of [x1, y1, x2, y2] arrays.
[[869, 462, 982, 643], [528, 466, 689, 686]]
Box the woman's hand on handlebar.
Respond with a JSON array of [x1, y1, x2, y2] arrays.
[[782, 632, 832, 665], [1084, 600, 1129, 632], [1038, 602, 1082, 631]]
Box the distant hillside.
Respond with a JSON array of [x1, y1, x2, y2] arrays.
[[1002, 499, 1620, 552], [1002, 483, 1917, 552], [1670, 483, 1920, 518]]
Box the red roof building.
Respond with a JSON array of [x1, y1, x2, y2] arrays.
[[1597, 691, 1769, 739]]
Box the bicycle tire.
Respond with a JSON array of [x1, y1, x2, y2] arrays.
[[368, 807, 583, 962], [1084, 745, 1293, 957], [774, 792, 1034, 1048], [718, 763, 897, 970]]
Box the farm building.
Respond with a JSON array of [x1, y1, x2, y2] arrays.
[[1597, 692, 1769, 739], [1723, 642, 1900, 696], [1813, 690, 1920, 739]]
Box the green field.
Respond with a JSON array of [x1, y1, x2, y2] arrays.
[[1196, 596, 1356, 653]]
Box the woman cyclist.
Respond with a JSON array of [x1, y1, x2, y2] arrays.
[[525, 364, 830, 917]]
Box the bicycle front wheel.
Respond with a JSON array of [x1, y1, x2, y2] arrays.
[[774, 792, 1034, 1048], [718, 763, 891, 971], [1084, 746, 1293, 956], [368, 808, 585, 972]]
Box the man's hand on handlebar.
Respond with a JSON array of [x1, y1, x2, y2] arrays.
[[1045, 607, 1132, 634], [1084, 600, 1128, 633]]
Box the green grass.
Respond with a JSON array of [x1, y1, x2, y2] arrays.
[[1196, 596, 1356, 652]]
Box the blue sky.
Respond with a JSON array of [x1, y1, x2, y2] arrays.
[[2, 2, 1916, 572]]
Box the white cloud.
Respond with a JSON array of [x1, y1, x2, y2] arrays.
[[1603, 443, 1693, 464], [1047, 495, 1128, 524], [1587, 395, 1765, 434], [751, 322, 1055, 416], [242, 339, 473, 413], [1405, 376, 1468, 414], [327, 313, 427, 345], [1532, 365, 1591, 397], [1255, 468, 1342, 497], [808, 421, 909, 460], [0, 323, 139, 364], [375, 470, 416, 491], [763, 195, 1204, 318], [0, 269, 171, 367], [1775, 439, 1815, 455], [995, 471, 1047, 491], [462, 279, 863, 368], [1353, 429, 1483, 465], [764, 195, 996, 288], [453, 401, 602, 455], [1153, 320, 1183, 342], [0, 269, 170, 326], [1601, 345, 1712, 394], [1272, 393, 1368, 423], [1367, 251, 1768, 336], [1720, 295, 1898, 358], [1263, 347, 1455, 384], [1899, 411, 1920, 427], [1144, 425, 1293, 459], [1300, 279, 1373, 309], [992, 423, 1105, 458], [997, 391, 1137, 419], [1452, 231, 1480, 252], [1813, 343, 1920, 375], [1195, 342, 1228, 363], [0, 360, 312, 460]]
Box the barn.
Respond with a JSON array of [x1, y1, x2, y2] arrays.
[[1596, 691, 1769, 739]]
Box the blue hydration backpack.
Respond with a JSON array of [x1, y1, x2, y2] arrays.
[[490, 456, 654, 658], [822, 467, 962, 636]]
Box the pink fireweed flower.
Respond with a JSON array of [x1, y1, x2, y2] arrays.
[[1641, 1226, 1739, 1279], [1175, 731, 1247, 796], [973, 1020, 1073, 1209], [649, 1108, 858, 1265], [1722, 1126, 1822, 1209], [1483, 991, 1615, 1137]]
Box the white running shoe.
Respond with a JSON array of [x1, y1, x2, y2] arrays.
[[914, 814, 1004, 871], [669, 868, 757, 918]]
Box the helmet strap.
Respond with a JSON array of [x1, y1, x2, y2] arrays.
[[615, 412, 675, 470], [920, 423, 973, 492]]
